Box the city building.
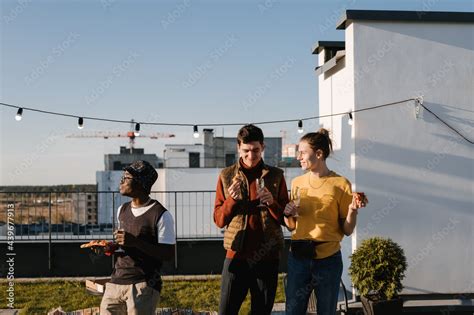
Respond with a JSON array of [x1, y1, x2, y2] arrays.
[[105, 146, 163, 170], [72, 192, 98, 225]]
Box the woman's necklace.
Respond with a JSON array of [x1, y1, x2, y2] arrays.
[[308, 171, 331, 189]]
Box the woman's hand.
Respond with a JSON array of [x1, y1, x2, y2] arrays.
[[284, 201, 299, 217], [350, 192, 368, 213]]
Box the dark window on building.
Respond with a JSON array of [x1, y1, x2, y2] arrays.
[[225, 153, 236, 167], [87, 195, 92, 200], [324, 47, 342, 62], [189, 153, 200, 168], [113, 161, 122, 170]]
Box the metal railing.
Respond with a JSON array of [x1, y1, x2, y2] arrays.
[[0, 191, 291, 242]]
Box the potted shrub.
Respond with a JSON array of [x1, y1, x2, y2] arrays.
[[349, 237, 407, 315]]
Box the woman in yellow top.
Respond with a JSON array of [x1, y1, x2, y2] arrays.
[[283, 129, 366, 315]]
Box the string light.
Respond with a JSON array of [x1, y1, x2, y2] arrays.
[[134, 123, 140, 137], [348, 112, 354, 125], [297, 120, 304, 134], [193, 125, 199, 138], [0, 99, 415, 127], [0, 98, 472, 144], [15, 108, 23, 121], [78, 117, 84, 129], [414, 97, 422, 119]]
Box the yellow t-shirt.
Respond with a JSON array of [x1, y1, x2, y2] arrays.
[[290, 171, 353, 259]]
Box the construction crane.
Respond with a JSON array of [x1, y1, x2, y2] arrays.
[[66, 119, 175, 150]]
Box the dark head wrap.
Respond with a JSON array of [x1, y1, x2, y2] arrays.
[[123, 160, 158, 194]]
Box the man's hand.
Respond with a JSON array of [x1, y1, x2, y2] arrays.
[[228, 180, 242, 200], [114, 230, 138, 247], [257, 187, 274, 206]]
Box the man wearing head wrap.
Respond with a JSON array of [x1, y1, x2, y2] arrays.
[[100, 160, 176, 315]]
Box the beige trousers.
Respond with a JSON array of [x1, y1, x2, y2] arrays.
[[100, 281, 160, 315]]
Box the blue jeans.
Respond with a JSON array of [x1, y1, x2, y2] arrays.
[[285, 250, 343, 315]]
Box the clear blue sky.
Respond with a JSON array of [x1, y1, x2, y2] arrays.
[[1, 0, 472, 185]]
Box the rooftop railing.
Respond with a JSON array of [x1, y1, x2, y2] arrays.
[[0, 191, 291, 242]]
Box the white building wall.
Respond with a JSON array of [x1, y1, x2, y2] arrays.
[[318, 25, 356, 177], [347, 21, 474, 294]]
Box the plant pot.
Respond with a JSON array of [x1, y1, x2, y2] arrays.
[[360, 296, 403, 315]]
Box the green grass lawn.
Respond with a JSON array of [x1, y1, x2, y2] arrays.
[[0, 277, 286, 314]]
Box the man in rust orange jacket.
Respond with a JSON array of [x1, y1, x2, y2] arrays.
[[214, 124, 289, 315]]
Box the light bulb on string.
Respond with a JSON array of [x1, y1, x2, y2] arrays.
[[348, 113, 354, 126], [15, 108, 23, 121], [78, 117, 84, 129], [134, 123, 140, 137], [193, 125, 199, 138], [414, 97, 422, 119], [297, 120, 304, 134]]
